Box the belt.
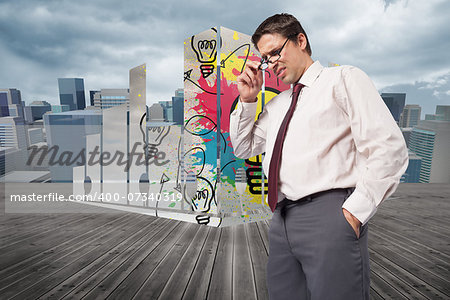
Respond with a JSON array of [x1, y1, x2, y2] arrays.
[[276, 188, 355, 219]]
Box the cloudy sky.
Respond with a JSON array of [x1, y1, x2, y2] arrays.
[[1, 0, 449, 117]]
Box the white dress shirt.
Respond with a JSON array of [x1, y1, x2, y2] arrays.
[[229, 61, 408, 225]]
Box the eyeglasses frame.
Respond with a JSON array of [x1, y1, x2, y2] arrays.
[[258, 33, 299, 70]]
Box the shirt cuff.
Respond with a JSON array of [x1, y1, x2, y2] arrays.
[[238, 99, 258, 117], [341, 188, 377, 225]]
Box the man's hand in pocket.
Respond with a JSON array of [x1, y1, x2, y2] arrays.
[[342, 208, 361, 238]]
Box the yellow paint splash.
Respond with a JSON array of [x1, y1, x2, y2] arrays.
[[233, 31, 239, 40]]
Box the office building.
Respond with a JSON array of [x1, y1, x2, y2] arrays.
[[0, 147, 27, 176], [0, 88, 22, 105], [148, 103, 166, 122], [93, 89, 129, 109], [29, 101, 52, 120], [7, 104, 25, 119], [0, 117, 28, 149], [400, 151, 422, 183], [24, 106, 34, 123], [89, 90, 99, 106], [43, 110, 102, 182], [172, 88, 184, 125], [0, 88, 24, 118], [381, 93, 406, 123], [425, 105, 450, 121], [58, 78, 86, 110], [28, 128, 45, 145], [409, 120, 450, 183], [51, 105, 70, 113], [159, 100, 173, 122], [401, 127, 413, 148], [0, 117, 29, 175], [400, 104, 421, 128]]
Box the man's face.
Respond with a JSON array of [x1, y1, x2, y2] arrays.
[[257, 33, 311, 84]]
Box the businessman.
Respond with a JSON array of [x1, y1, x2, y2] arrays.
[[229, 13, 408, 300]]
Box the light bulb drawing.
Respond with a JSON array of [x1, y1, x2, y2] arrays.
[[191, 30, 218, 79], [147, 126, 170, 158]]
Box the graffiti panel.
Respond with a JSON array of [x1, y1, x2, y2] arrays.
[[184, 27, 290, 226]]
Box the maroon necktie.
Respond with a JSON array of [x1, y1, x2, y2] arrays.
[[268, 83, 304, 212]]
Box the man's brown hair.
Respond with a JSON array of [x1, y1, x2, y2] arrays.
[[252, 13, 312, 56]]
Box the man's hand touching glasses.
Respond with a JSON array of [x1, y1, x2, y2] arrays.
[[236, 60, 263, 103]]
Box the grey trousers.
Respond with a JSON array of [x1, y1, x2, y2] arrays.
[[267, 188, 370, 300]]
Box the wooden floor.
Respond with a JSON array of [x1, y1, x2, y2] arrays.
[[0, 183, 449, 300]]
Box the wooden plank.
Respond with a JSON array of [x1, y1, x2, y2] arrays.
[[369, 222, 450, 268], [207, 226, 233, 300], [131, 223, 201, 299], [0, 214, 94, 250], [0, 214, 95, 241], [233, 224, 257, 300], [61, 218, 173, 299], [245, 222, 269, 300], [369, 259, 429, 299], [157, 225, 210, 300], [0, 214, 121, 269], [370, 288, 386, 300], [0, 214, 59, 231], [370, 271, 409, 300], [79, 219, 181, 299], [35, 217, 164, 299], [0, 214, 132, 286], [181, 227, 221, 300], [369, 230, 450, 295], [369, 248, 448, 299], [0, 213, 133, 289], [375, 206, 450, 235], [369, 216, 449, 255], [0, 183, 449, 299], [3, 215, 150, 299], [102, 221, 190, 299], [255, 220, 270, 255]]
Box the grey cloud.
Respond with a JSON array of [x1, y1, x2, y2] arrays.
[[0, 0, 449, 110], [381, 72, 450, 118]]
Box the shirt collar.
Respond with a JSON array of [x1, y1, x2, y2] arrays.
[[298, 60, 323, 87]]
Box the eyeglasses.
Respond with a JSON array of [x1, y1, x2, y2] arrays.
[[258, 33, 298, 70]]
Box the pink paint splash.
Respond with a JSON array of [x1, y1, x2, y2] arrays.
[[191, 72, 238, 133], [190, 54, 289, 138]]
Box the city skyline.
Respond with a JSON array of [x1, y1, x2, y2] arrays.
[[0, 0, 449, 118]]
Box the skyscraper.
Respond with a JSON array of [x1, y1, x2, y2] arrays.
[[381, 93, 406, 123], [0, 93, 9, 117], [89, 90, 99, 106], [401, 127, 413, 148], [29, 101, 52, 120], [400, 104, 421, 128], [159, 100, 173, 122], [43, 109, 102, 182], [93, 89, 129, 109], [400, 151, 422, 183], [148, 103, 166, 122], [425, 105, 450, 121], [0, 88, 24, 118], [0, 116, 28, 175], [51, 105, 70, 113], [172, 88, 184, 125], [436, 105, 450, 120], [0, 117, 27, 149], [409, 120, 450, 183], [58, 78, 86, 111]]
